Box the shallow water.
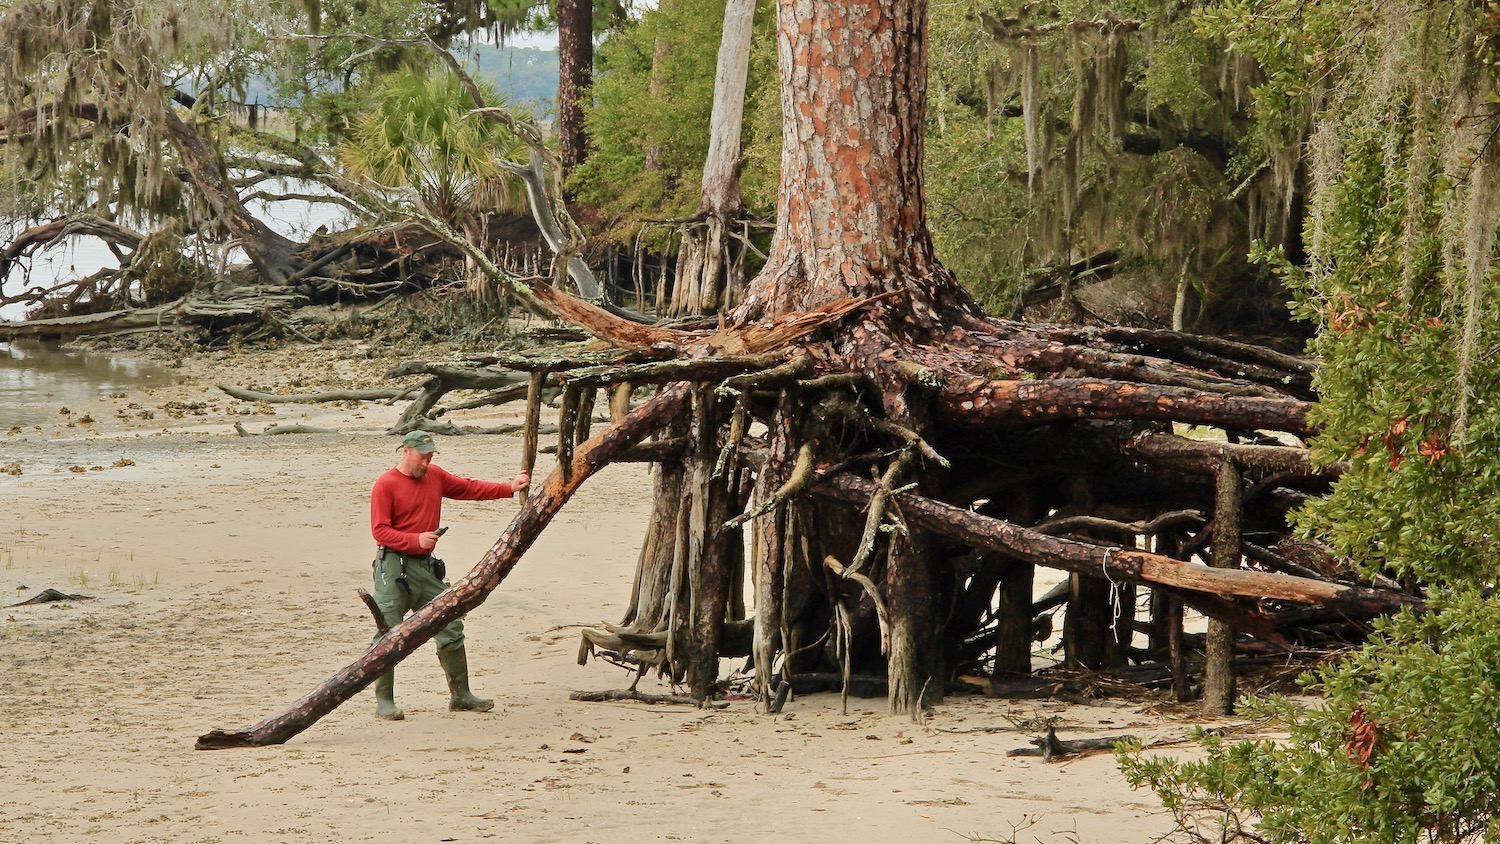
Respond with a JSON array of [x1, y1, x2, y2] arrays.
[[0, 341, 178, 430]]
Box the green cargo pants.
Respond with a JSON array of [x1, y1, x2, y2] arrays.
[[370, 548, 465, 652]]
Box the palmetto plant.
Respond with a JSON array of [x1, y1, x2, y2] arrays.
[[341, 68, 529, 234]]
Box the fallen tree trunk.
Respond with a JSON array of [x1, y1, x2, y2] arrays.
[[811, 473, 1420, 619], [0, 303, 188, 341], [195, 385, 689, 749], [0, 289, 311, 342]]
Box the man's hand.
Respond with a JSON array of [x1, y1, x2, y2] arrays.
[[512, 470, 531, 492], [417, 530, 441, 551]]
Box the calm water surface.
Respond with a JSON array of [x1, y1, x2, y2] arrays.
[[0, 341, 178, 430]]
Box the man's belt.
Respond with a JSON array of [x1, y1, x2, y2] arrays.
[[378, 547, 445, 581], [378, 547, 432, 563]]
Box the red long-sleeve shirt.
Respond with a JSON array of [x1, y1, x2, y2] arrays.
[[370, 464, 514, 554]]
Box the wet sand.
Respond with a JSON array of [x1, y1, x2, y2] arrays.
[[0, 338, 1212, 843]]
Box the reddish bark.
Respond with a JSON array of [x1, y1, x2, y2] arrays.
[[736, 0, 977, 328], [938, 378, 1313, 435]]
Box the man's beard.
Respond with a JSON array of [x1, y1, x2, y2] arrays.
[[411, 464, 427, 478]]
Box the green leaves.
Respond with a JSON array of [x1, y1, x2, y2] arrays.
[[1121, 594, 1500, 844], [1122, 5, 1500, 840], [339, 68, 528, 222], [569, 0, 775, 239]]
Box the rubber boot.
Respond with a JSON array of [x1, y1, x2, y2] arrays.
[[437, 647, 494, 712], [374, 670, 405, 721]]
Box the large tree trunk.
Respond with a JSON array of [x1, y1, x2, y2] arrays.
[[698, 0, 754, 219], [556, 0, 593, 182], [731, 0, 976, 715], [738, 0, 973, 325]]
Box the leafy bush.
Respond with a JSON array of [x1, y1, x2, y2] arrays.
[[339, 68, 528, 224], [1119, 593, 1500, 844]]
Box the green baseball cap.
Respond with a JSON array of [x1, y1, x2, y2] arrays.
[[401, 430, 438, 454]]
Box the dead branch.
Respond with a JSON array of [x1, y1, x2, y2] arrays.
[[812, 472, 1420, 621], [219, 385, 405, 403], [568, 689, 724, 708], [1035, 509, 1205, 538], [824, 556, 890, 653], [233, 423, 339, 436], [1007, 726, 1137, 762], [564, 353, 790, 388], [356, 588, 389, 633], [725, 441, 817, 528]]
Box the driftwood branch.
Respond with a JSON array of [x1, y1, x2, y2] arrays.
[[233, 422, 339, 436], [356, 588, 389, 633], [568, 689, 724, 708], [220, 385, 404, 403], [1006, 726, 1136, 762]]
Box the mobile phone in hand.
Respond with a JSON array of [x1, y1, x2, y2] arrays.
[[435, 526, 449, 537]]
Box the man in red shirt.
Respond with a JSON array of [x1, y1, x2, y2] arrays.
[[368, 430, 531, 720]]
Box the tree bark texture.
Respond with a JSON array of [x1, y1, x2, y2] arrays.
[[556, 0, 593, 180], [698, 0, 756, 217], [667, 0, 767, 316], [737, 0, 977, 326], [1203, 459, 1243, 715]]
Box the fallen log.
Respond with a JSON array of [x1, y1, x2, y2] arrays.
[[0, 289, 311, 342], [811, 473, 1420, 623], [0, 302, 187, 341], [195, 384, 690, 749]]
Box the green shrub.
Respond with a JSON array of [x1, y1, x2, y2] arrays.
[[1119, 593, 1500, 844]]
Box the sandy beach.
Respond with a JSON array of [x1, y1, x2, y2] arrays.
[[0, 337, 1222, 843]]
